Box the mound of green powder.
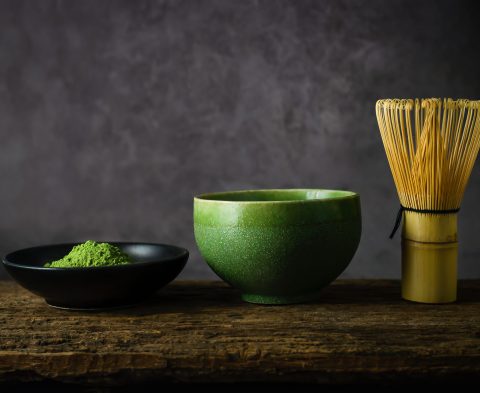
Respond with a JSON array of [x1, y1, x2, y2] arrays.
[[45, 240, 131, 268]]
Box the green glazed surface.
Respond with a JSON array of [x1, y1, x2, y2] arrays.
[[194, 189, 361, 304]]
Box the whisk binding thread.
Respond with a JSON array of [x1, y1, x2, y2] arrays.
[[389, 205, 460, 239]]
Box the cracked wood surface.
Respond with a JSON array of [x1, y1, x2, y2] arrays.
[[0, 280, 479, 386]]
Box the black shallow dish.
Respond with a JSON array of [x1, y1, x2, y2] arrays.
[[2, 242, 189, 310]]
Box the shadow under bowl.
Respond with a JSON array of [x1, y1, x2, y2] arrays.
[[194, 189, 361, 305], [2, 242, 189, 310]]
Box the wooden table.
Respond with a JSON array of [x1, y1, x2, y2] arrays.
[[0, 280, 479, 389]]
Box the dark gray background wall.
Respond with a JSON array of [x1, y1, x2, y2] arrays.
[[1, 0, 480, 280]]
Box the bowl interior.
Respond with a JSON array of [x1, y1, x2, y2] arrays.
[[196, 189, 357, 202], [4, 242, 188, 269]]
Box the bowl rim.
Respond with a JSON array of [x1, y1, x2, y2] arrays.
[[194, 188, 359, 204], [2, 242, 189, 272]]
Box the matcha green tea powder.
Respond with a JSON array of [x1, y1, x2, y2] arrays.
[[45, 240, 131, 268]]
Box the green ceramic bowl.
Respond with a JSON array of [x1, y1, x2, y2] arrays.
[[194, 189, 361, 304]]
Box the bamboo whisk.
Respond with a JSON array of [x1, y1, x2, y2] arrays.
[[376, 98, 480, 303]]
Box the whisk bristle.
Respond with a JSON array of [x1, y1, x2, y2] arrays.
[[376, 98, 480, 210]]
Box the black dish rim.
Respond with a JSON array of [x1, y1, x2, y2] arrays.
[[2, 241, 189, 272]]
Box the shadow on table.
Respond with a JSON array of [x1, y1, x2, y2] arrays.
[[104, 280, 479, 317]]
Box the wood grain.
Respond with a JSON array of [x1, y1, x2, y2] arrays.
[[0, 280, 479, 386]]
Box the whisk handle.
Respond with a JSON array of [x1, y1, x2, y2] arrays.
[[401, 211, 458, 303]]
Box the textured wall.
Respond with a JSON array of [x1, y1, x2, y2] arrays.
[[1, 0, 480, 280]]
